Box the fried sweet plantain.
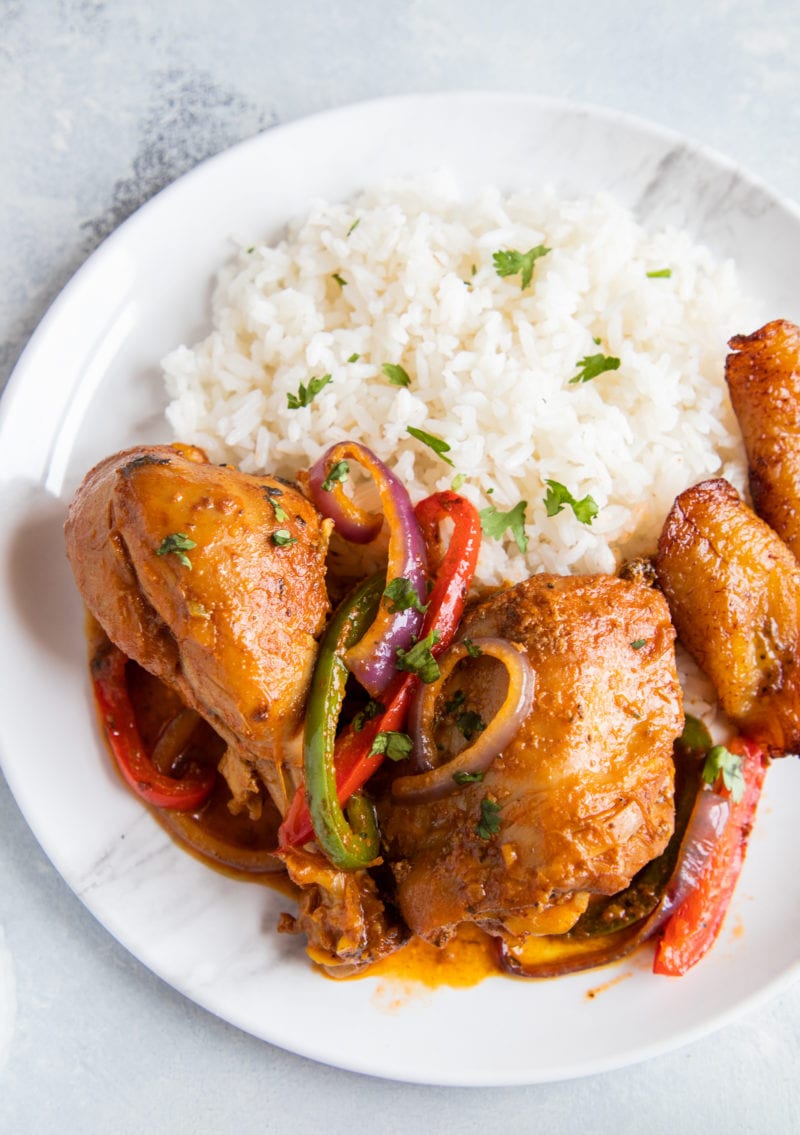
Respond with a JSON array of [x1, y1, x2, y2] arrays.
[[726, 319, 800, 560], [656, 477, 800, 755]]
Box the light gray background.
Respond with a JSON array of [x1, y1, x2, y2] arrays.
[[2, 2, 799, 1131]]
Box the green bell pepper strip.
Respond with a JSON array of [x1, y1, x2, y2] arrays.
[[279, 490, 483, 850], [302, 573, 385, 869]]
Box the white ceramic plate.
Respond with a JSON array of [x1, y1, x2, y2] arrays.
[[2, 93, 800, 1087]]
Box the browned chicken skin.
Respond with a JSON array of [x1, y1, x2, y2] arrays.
[[726, 320, 800, 560], [656, 477, 800, 756], [65, 444, 331, 815], [378, 574, 681, 947]]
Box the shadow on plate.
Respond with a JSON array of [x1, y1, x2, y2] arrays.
[[2, 482, 82, 664]]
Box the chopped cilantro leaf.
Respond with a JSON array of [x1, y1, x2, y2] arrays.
[[681, 714, 714, 755], [286, 374, 332, 409], [476, 797, 502, 839], [453, 770, 485, 785], [443, 688, 485, 740], [396, 628, 442, 683], [493, 245, 550, 289], [444, 689, 467, 714], [646, 268, 672, 278], [543, 480, 598, 525], [332, 272, 347, 288], [368, 731, 414, 762], [480, 500, 529, 553], [451, 472, 467, 492], [347, 352, 361, 363], [271, 529, 297, 547], [384, 577, 428, 615], [456, 709, 486, 741], [630, 638, 647, 650], [156, 532, 196, 569], [352, 699, 383, 732], [382, 362, 411, 387], [347, 218, 360, 236], [569, 353, 621, 384], [461, 638, 482, 658], [407, 426, 454, 466], [702, 745, 745, 803], [321, 459, 349, 492], [263, 488, 288, 523]]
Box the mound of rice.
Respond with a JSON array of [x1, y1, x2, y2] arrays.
[[163, 173, 757, 587]]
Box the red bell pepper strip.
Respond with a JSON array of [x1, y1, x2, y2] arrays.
[[414, 490, 482, 644], [91, 643, 216, 811], [653, 736, 766, 977], [278, 490, 482, 849], [307, 441, 429, 697]]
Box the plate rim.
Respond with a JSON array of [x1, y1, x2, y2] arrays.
[[2, 90, 800, 1087], [5, 87, 800, 431]]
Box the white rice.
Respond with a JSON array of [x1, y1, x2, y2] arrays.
[[163, 172, 758, 587]]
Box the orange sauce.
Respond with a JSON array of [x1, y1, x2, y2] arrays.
[[363, 923, 500, 988], [585, 970, 633, 999]]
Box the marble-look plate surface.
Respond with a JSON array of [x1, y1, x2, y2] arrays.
[[1, 93, 800, 1086]]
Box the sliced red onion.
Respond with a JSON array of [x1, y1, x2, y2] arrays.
[[646, 787, 730, 937], [392, 637, 535, 803], [405, 665, 439, 774], [159, 802, 286, 875], [308, 441, 428, 697], [150, 708, 202, 775], [307, 443, 383, 544]]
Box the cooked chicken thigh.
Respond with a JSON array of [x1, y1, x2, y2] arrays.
[[378, 574, 681, 947], [726, 320, 800, 560], [65, 444, 331, 814], [656, 476, 800, 755]]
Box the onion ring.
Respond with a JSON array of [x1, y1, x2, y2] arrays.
[[157, 786, 285, 875], [308, 441, 428, 696], [392, 637, 535, 803], [307, 444, 383, 544]]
